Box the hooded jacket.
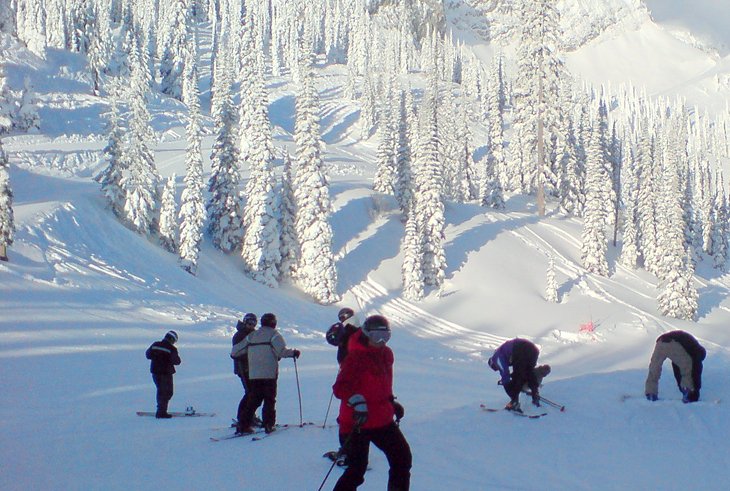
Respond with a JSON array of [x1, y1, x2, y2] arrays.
[[333, 329, 395, 434]]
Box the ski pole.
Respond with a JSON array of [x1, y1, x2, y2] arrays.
[[293, 357, 304, 427], [323, 391, 335, 429], [317, 424, 360, 491], [539, 395, 565, 412]]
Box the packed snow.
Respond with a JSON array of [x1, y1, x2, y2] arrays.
[[2, 1, 730, 491]]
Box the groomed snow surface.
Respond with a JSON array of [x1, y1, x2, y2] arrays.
[[4, 9, 730, 491]]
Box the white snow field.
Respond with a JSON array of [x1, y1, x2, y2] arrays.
[[3, 2, 730, 491]]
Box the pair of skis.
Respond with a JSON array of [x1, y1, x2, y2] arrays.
[[210, 421, 317, 442], [481, 395, 566, 419]]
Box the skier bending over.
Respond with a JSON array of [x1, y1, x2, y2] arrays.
[[332, 314, 411, 491], [231, 313, 300, 434], [488, 338, 548, 412], [645, 330, 706, 403], [145, 330, 181, 418]]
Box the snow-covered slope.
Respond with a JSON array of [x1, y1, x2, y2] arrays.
[[3, 5, 730, 491]]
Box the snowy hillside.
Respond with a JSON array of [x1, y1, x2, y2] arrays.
[[3, 1, 730, 490]]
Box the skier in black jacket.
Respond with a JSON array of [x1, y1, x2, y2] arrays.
[[232, 313, 258, 426], [145, 330, 181, 418], [645, 330, 706, 403]]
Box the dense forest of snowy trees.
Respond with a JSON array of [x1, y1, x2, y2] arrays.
[[2, 0, 730, 317]]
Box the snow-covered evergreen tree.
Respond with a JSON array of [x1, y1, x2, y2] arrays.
[[278, 151, 299, 282], [395, 89, 413, 216], [159, 0, 191, 100], [657, 152, 698, 321], [0, 66, 16, 134], [240, 63, 281, 288], [710, 173, 728, 271], [292, 43, 339, 304], [401, 207, 424, 301], [158, 175, 178, 253], [619, 148, 640, 268], [0, 138, 13, 261], [636, 126, 660, 275], [545, 254, 558, 302], [414, 68, 446, 288], [98, 92, 126, 218], [15, 76, 40, 132], [178, 69, 205, 275], [120, 39, 160, 235], [581, 118, 609, 276], [206, 65, 243, 253], [373, 83, 397, 195]]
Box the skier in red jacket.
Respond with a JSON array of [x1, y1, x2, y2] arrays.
[[332, 314, 411, 491]]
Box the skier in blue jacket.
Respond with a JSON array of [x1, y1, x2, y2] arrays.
[[488, 338, 544, 412]]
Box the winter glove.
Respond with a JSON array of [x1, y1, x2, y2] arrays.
[[645, 393, 658, 402], [348, 394, 368, 426], [392, 400, 405, 423], [292, 349, 301, 359]]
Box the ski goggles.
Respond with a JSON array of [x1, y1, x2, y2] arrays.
[[363, 326, 391, 345]]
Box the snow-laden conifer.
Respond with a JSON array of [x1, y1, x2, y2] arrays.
[[581, 117, 609, 276], [619, 149, 640, 268], [178, 63, 205, 275], [373, 80, 397, 195], [158, 175, 178, 253], [414, 68, 446, 288], [293, 42, 339, 304], [395, 89, 414, 216], [206, 64, 243, 253], [98, 91, 126, 218], [240, 62, 281, 287], [402, 207, 424, 301], [160, 0, 191, 100], [278, 152, 299, 282], [545, 254, 558, 302]]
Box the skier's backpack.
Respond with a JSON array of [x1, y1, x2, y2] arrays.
[[326, 322, 345, 346]]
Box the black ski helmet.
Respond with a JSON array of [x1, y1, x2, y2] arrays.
[[361, 315, 391, 345], [243, 313, 257, 325], [165, 330, 178, 344], [261, 312, 277, 328], [338, 307, 355, 323]]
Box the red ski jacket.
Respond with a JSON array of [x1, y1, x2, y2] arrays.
[[333, 330, 395, 434]]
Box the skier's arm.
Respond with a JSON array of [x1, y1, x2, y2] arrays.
[[271, 332, 295, 359], [496, 355, 511, 385], [171, 347, 181, 366], [231, 337, 250, 358]]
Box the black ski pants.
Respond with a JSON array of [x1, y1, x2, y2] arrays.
[[240, 378, 277, 428], [152, 373, 174, 414], [504, 341, 539, 401], [236, 372, 252, 423], [334, 422, 412, 491]]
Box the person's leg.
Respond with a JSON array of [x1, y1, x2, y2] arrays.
[[261, 379, 277, 429], [371, 424, 412, 491], [333, 430, 371, 491], [239, 379, 265, 430], [645, 341, 669, 396]]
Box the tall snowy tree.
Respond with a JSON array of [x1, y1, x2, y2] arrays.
[[402, 205, 424, 301], [581, 117, 609, 276], [373, 83, 397, 195], [120, 40, 160, 235], [240, 62, 281, 287], [511, 0, 562, 215], [158, 174, 178, 253], [0, 138, 13, 261], [619, 148, 640, 268], [278, 151, 299, 282], [178, 66, 205, 275], [395, 89, 414, 216], [160, 0, 191, 100], [98, 92, 126, 218], [206, 65, 243, 253], [292, 42, 339, 304], [414, 68, 446, 288], [656, 152, 698, 321]]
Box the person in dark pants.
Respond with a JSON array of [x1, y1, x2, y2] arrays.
[[231, 313, 258, 426], [231, 313, 300, 434], [488, 338, 542, 412], [645, 330, 706, 403], [333, 315, 411, 491], [145, 330, 181, 418]]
